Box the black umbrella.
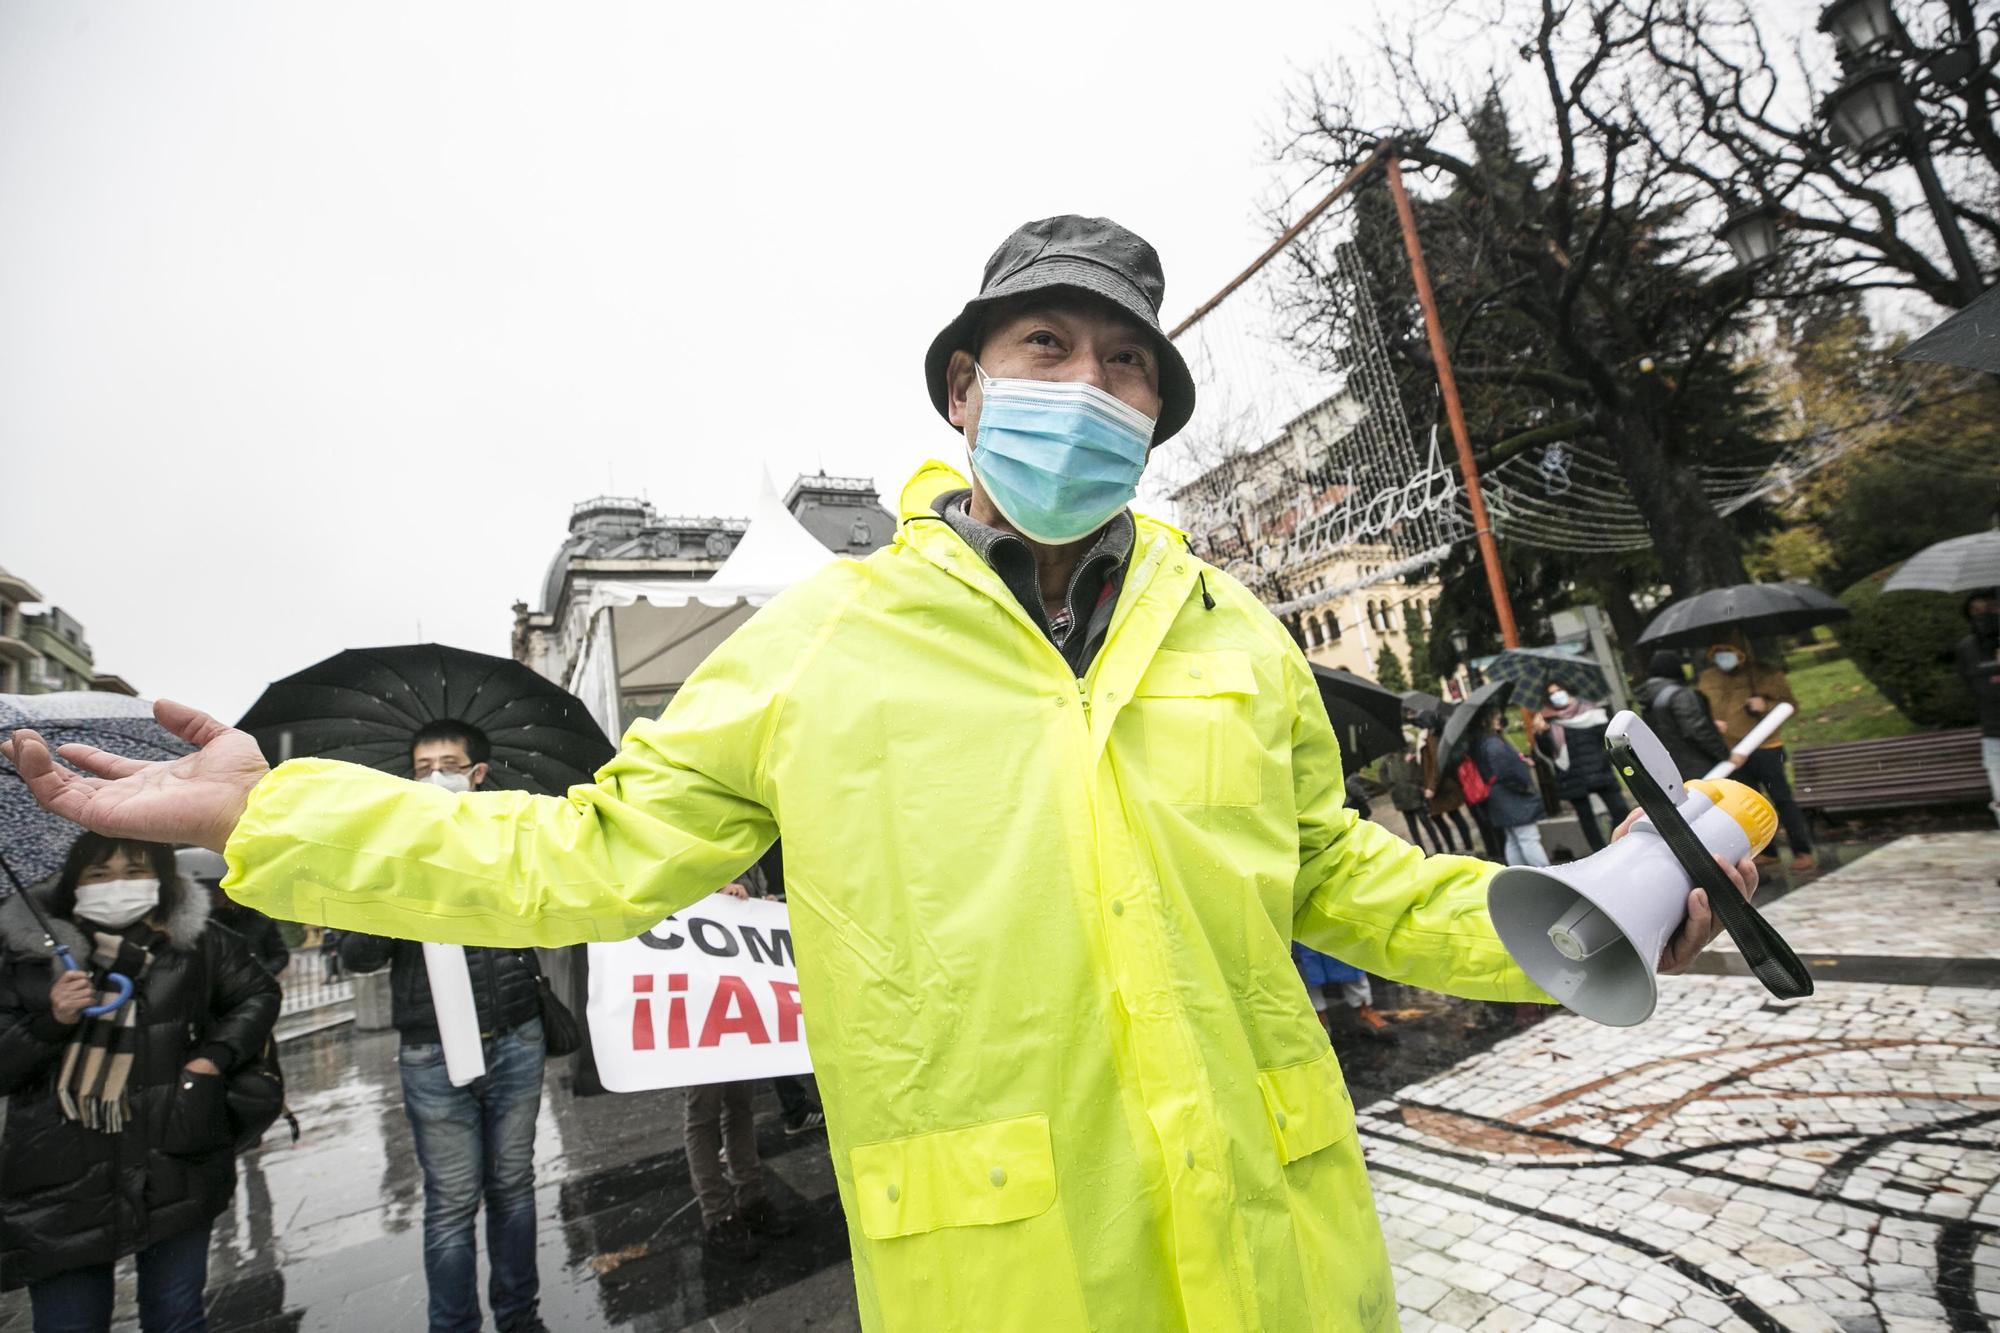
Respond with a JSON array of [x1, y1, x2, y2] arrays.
[[0, 693, 195, 882], [1635, 582, 1849, 650], [1310, 666, 1405, 770], [1399, 689, 1444, 718], [1438, 679, 1514, 766], [1898, 283, 2000, 374], [238, 644, 615, 794]]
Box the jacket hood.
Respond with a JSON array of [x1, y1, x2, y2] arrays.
[[1633, 676, 1679, 706], [0, 875, 210, 959], [895, 460, 1188, 544]]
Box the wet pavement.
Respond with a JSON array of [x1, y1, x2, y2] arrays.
[[0, 829, 1991, 1330], [0, 1026, 859, 1332]]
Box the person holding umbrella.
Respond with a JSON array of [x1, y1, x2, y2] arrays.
[[1468, 707, 1549, 868], [336, 720, 553, 1333], [1636, 650, 1732, 781], [1413, 714, 1474, 855], [1957, 592, 2000, 826], [2, 215, 1756, 1333], [1530, 677, 1630, 852], [0, 833, 278, 1331], [1695, 637, 1815, 872]]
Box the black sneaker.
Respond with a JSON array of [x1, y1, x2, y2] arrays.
[[703, 1213, 762, 1262], [739, 1196, 797, 1238], [783, 1108, 826, 1136]]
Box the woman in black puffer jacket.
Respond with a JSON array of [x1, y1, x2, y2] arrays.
[[0, 833, 280, 1331]]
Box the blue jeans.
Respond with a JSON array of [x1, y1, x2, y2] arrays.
[[28, 1223, 210, 1333], [1502, 822, 1549, 867], [399, 1018, 545, 1333]]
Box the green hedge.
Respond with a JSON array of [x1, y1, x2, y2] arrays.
[[1835, 569, 1978, 729]]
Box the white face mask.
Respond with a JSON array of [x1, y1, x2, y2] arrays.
[[421, 770, 473, 794], [1548, 690, 1572, 709], [1714, 652, 1741, 672], [74, 877, 160, 929]]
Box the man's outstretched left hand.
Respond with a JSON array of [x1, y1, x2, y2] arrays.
[[1604, 807, 1761, 975]]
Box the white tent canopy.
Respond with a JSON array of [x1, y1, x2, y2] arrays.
[[565, 471, 835, 737]]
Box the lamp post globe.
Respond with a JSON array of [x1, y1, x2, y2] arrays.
[[1818, 0, 1904, 57], [1717, 203, 1781, 271], [1822, 64, 1912, 159]]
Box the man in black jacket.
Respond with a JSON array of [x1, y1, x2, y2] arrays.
[[1634, 649, 1731, 780], [339, 721, 549, 1333]]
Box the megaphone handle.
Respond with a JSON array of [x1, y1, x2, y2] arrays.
[[1610, 744, 1815, 1001]]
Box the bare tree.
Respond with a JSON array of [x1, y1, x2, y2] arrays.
[[1264, 0, 1990, 595], [1627, 0, 1996, 308]]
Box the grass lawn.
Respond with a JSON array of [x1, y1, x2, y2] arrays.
[[1773, 634, 1918, 749]]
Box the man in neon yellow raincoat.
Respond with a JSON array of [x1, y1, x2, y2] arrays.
[[7, 215, 1751, 1332]]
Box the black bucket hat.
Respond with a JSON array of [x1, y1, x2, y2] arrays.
[[924, 215, 1197, 445]]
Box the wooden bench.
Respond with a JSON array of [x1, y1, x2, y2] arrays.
[[1791, 728, 1990, 814]]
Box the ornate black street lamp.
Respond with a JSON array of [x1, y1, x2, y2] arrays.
[[1716, 203, 1781, 272], [1817, 1, 1983, 303], [1817, 0, 1905, 57]]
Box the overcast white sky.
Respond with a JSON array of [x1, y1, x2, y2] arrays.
[[1, 2, 1409, 719], [4, 3, 1843, 724]]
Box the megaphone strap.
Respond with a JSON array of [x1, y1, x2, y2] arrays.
[[1610, 741, 1815, 1002]]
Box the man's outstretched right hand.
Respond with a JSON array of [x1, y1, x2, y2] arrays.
[[1, 700, 270, 854]]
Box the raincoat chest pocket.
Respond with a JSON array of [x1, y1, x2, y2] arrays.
[[1132, 649, 1262, 807], [1257, 1047, 1356, 1164], [849, 1113, 1090, 1326]]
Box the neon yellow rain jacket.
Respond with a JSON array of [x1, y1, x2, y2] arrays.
[[225, 461, 1546, 1332]]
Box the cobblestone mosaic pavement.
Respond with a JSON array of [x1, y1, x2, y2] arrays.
[[1368, 831, 2000, 1333], [1705, 832, 1998, 963]]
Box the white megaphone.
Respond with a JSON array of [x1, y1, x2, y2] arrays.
[[1487, 711, 1780, 1027]]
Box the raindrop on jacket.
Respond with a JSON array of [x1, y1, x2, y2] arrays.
[[224, 460, 1548, 1332]]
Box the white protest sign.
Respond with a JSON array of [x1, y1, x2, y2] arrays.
[[585, 893, 811, 1093]]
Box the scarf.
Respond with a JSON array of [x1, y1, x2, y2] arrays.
[[56, 922, 161, 1134], [1541, 702, 1610, 772]]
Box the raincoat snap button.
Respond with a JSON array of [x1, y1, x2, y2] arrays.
[[1188, 666, 1203, 680], [1056, 696, 1068, 707], [1275, 1112, 1288, 1130], [989, 1167, 1007, 1187], [1184, 1149, 1196, 1169], [1110, 900, 1124, 916], [886, 1184, 900, 1202]]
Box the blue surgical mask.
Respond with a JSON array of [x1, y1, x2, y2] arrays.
[[969, 366, 1154, 545], [1714, 652, 1741, 672]]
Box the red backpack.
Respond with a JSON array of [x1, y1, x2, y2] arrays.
[[1455, 754, 1492, 805]]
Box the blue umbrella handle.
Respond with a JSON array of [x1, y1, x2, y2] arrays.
[[52, 945, 133, 1018]]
